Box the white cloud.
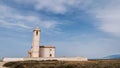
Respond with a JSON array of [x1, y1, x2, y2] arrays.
[[0, 19, 30, 29], [89, 0, 120, 37], [0, 5, 31, 29], [0, 4, 61, 30], [13, 0, 83, 14], [41, 21, 58, 29], [1, 0, 120, 37]]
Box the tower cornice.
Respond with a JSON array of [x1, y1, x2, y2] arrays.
[[33, 26, 41, 31]]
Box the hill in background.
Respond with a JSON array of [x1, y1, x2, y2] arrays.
[[103, 54, 120, 59]]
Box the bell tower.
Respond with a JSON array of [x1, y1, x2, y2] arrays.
[[30, 26, 41, 57]]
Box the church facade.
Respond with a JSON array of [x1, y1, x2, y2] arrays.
[[28, 27, 55, 58]]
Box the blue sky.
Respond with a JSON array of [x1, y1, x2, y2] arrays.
[[0, 0, 120, 59]]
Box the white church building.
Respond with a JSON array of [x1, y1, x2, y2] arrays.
[[28, 27, 55, 58], [3, 27, 88, 62]]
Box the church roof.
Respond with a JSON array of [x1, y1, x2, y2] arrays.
[[40, 46, 55, 48]]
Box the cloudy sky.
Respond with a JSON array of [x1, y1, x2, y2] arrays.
[[0, 0, 120, 59]]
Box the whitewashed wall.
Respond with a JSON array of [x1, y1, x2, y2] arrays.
[[40, 47, 55, 58], [3, 57, 88, 62]]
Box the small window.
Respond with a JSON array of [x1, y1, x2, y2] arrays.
[[50, 54, 52, 57], [36, 31, 38, 36], [50, 49, 52, 51]]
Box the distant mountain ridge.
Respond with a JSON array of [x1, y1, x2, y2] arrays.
[[103, 54, 120, 59]]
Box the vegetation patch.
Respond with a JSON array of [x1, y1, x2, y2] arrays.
[[3, 60, 120, 68]]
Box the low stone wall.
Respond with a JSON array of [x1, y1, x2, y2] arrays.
[[3, 57, 88, 62], [3, 58, 24, 62], [56, 57, 88, 61]]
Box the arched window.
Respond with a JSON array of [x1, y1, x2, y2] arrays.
[[50, 54, 52, 57], [36, 31, 38, 36]]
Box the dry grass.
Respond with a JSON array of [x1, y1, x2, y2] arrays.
[[3, 60, 120, 68]]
